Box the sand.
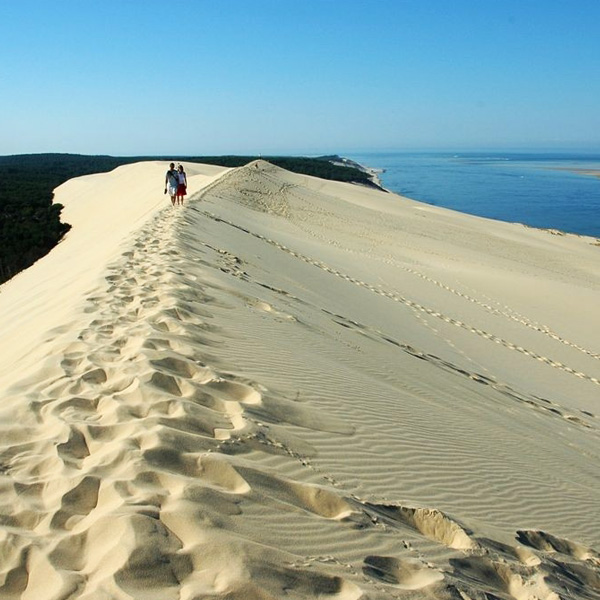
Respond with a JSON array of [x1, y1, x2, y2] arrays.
[[0, 159, 598, 599], [570, 169, 600, 180], [552, 167, 600, 181]]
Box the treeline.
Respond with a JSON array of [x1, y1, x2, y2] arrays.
[[0, 153, 372, 285], [0, 154, 134, 284]]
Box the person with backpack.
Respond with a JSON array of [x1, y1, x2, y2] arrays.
[[164, 162, 179, 206]]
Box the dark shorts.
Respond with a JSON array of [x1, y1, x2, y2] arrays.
[[177, 184, 187, 196]]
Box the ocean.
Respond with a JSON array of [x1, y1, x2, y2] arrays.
[[347, 152, 600, 238]]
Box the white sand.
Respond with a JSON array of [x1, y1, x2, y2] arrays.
[[0, 159, 598, 599]]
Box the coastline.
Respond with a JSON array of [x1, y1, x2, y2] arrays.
[[329, 155, 386, 189], [344, 152, 600, 238]]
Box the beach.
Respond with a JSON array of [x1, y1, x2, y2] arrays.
[[0, 160, 598, 599]]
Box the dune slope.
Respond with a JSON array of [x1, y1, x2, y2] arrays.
[[0, 160, 598, 600]]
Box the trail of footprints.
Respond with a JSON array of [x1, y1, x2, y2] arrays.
[[199, 162, 600, 365], [324, 309, 599, 430], [197, 202, 597, 429], [198, 208, 600, 389], [397, 263, 600, 362], [0, 204, 598, 599], [0, 211, 266, 596]]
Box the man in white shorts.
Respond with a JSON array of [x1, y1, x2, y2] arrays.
[[164, 162, 179, 206]]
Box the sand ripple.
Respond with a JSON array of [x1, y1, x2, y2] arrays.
[[0, 161, 598, 598]]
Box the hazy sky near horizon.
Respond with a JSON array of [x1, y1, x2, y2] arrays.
[[2, 0, 599, 156]]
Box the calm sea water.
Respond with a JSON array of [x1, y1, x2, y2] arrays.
[[347, 152, 600, 238]]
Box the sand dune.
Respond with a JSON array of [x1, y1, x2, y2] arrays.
[[0, 159, 598, 599]]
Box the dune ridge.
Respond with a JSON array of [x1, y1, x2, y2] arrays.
[[0, 160, 598, 599]]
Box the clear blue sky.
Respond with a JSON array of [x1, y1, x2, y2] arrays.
[[2, 0, 599, 155]]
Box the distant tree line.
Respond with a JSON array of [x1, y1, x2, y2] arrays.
[[194, 155, 376, 186], [0, 153, 374, 285]]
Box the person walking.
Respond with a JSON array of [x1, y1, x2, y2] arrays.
[[176, 164, 187, 205], [164, 163, 179, 206]]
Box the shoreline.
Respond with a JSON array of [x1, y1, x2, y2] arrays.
[[330, 155, 386, 189], [344, 154, 600, 239], [343, 157, 600, 241]]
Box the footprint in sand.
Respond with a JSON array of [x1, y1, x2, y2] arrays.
[[450, 555, 558, 600], [204, 379, 262, 405], [235, 466, 357, 520], [364, 502, 477, 550], [363, 555, 444, 589], [50, 476, 101, 530], [57, 427, 90, 464], [517, 529, 599, 562]]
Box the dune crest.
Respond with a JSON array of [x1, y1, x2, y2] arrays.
[[0, 160, 598, 598]]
